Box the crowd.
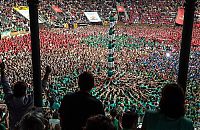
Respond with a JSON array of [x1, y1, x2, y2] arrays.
[[122, 0, 200, 25], [0, 0, 200, 129], [0, 0, 114, 30], [123, 0, 184, 24], [1, 0, 200, 32], [50, 0, 113, 23], [0, 0, 29, 32], [0, 25, 199, 129]]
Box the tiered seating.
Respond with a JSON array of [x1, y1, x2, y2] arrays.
[[123, 0, 200, 25], [0, 0, 29, 32], [1, 0, 199, 31]]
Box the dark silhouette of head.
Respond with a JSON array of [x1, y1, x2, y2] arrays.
[[13, 81, 27, 98], [16, 110, 48, 130], [84, 114, 115, 130], [159, 83, 185, 119], [0, 108, 3, 118], [122, 111, 138, 130], [78, 72, 94, 91], [110, 108, 118, 118]]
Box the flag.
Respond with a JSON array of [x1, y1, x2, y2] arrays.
[[175, 7, 184, 25], [117, 6, 125, 12], [52, 5, 62, 13]]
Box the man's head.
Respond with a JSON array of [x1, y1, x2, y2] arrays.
[[13, 81, 27, 98], [78, 72, 94, 91], [122, 111, 138, 130]]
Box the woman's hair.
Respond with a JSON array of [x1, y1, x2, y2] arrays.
[[15, 110, 48, 130], [159, 83, 185, 119], [84, 114, 115, 130]]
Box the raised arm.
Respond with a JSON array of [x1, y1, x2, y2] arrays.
[[42, 65, 52, 90], [0, 62, 13, 100], [0, 62, 5, 81]]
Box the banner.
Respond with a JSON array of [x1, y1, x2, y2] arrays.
[[1, 31, 11, 38], [52, 5, 62, 13], [14, 6, 29, 10], [175, 7, 184, 25], [117, 6, 125, 13], [195, 23, 200, 28], [103, 21, 109, 26], [64, 23, 69, 28], [84, 12, 102, 22], [73, 23, 78, 29], [14, 6, 44, 23]]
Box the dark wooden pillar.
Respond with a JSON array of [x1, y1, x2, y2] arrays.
[[178, 0, 196, 93], [28, 0, 42, 107]]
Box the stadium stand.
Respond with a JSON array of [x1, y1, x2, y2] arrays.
[[0, 0, 199, 129]]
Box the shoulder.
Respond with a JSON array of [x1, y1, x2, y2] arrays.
[[142, 111, 161, 127], [61, 92, 91, 104], [179, 117, 194, 129], [62, 92, 76, 100], [144, 111, 160, 118], [180, 117, 193, 123], [0, 124, 6, 130], [87, 95, 103, 105], [62, 92, 102, 105], [26, 95, 34, 105]]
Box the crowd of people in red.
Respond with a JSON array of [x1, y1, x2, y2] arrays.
[[1, 25, 200, 55]]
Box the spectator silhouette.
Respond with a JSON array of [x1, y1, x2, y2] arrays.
[[0, 62, 51, 130], [0, 62, 33, 130], [110, 108, 119, 130], [141, 83, 194, 130], [84, 114, 115, 130], [59, 71, 105, 130], [0, 107, 7, 130], [15, 109, 49, 130], [122, 111, 138, 130]]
